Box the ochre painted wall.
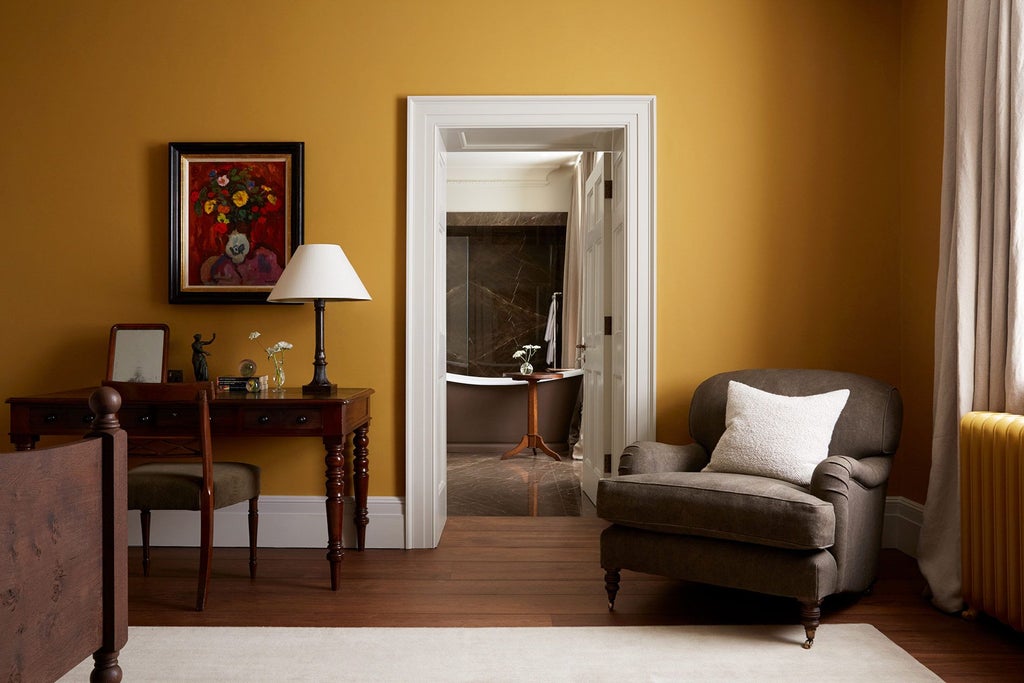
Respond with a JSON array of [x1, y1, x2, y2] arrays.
[[0, 1, 944, 503], [898, 0, 946, 504]]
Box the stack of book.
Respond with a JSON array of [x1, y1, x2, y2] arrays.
[[216, 375, 268, 392]]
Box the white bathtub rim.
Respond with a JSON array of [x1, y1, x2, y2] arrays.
[[446, 369, 583, 386]]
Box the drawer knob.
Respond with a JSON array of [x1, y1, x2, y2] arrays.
[[138, 415, 151, 424], [44, 414, 57, 424], [82, 414, 94, 424], [258, 415, 271, 425], [296, 415, 308, 425]]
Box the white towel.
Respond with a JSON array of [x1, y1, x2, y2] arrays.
[[544, 295, 559, 365]]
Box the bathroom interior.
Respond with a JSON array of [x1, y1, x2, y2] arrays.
[[445, 150, 595, 517]]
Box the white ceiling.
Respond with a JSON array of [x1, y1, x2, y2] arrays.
[[441, 126, 616, 152], [446, 151, 579, 185], [444, 125, 616, 185]]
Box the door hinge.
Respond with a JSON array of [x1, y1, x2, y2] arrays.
[[604, 316, 613, 335], [604, 180, 613, 199]]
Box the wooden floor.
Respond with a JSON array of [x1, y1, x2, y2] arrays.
[[128, 516, 1024, 681]]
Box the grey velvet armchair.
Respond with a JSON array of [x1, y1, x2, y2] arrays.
[[596, 369, 902, 647]]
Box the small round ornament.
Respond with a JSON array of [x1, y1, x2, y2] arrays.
[[239, 358, 257, 377]]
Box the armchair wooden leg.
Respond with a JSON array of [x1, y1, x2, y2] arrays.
[[604, 569, 621, 611], [140, 509, 151, 577], [799, 600, 822, 649], [248, 497, 259, 580]]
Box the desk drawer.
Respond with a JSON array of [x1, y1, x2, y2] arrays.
[[117, 405, 201, 434], [241, 408, 323, 432], [27, 406, 97, 432]]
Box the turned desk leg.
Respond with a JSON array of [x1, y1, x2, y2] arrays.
[[324, 436, 346, 591], [352, 425, 370, 551]]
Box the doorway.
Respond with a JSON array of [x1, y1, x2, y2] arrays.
[[406, 96, 657, 549], [444, 152, 581, 516]]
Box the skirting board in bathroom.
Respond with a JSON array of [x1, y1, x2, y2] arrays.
[[129, 495, 923, 555], [127, 496, 406, 550]]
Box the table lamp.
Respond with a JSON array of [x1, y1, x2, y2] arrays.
[[267, 243, 371, 394]]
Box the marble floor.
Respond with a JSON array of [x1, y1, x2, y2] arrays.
[[447, 451, 597, 516]]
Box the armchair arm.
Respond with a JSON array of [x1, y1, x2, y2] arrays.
[[810, 455, 893, 593], [812, 455, 891, 494], [618, 441, 709, 476]]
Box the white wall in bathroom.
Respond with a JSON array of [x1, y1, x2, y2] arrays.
[[447, 151, 577, 213]]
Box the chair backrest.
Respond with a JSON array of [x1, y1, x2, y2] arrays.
[[101, 380, 214, 462], [689, 369, 902, 460]]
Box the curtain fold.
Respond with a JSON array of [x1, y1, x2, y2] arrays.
[[561, 153, 593, 368], [919, 0, 1024, 613]]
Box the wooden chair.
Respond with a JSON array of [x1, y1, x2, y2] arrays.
[[106, 381, 260, 611]]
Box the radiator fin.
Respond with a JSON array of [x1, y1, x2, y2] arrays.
[[960, 411, 1024, 631]]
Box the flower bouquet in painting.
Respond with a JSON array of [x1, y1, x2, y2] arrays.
[[188, 162, 288, 287]]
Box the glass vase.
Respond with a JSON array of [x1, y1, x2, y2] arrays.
[[519, 362, 533, 375], [272, 365, 286, 392]]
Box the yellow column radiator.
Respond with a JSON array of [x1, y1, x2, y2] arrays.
[[960, 411, 1024, 630]]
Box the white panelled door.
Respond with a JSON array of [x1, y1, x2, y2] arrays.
[[581, 155, 606, 504], [608, 150, 627, 477]]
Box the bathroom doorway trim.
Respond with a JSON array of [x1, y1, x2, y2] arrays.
[[406, 96, 657, 548]]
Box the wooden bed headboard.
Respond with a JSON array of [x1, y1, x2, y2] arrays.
[[1, 387, 127, 682]]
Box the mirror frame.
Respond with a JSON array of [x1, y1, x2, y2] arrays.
[[106, 323, 170, 383]]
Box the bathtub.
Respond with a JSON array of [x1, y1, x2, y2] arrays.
[[446, 369, 583, 455]]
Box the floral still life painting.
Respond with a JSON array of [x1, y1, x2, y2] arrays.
[[170, 142, 304, 304]]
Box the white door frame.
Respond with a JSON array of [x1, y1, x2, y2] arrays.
[[405, 95, 657, 549]]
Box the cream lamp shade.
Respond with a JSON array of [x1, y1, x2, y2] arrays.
[[267, 244, 370, 302], [268, 244, 370, 393]]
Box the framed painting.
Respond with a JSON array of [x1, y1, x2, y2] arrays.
[[169, 141, 304, 304]]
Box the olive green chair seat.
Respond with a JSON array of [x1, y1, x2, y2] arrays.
[[127, 462, 260, 511]]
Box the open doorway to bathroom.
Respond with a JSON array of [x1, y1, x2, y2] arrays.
[[405, 96, 656, 548], [444, 151, 593, 516]]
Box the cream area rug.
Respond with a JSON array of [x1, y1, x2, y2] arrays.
[[60, 624, 940, 682]]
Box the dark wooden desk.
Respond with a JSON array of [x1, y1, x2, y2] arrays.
[[6, 386, 373, 591], [501, 372, 563, 461]]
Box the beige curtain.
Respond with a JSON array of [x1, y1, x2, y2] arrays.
[[561, 153, 594, 368], [919, 0, 1024, 613]]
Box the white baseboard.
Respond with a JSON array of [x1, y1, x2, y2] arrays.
[[882, 495, 923, 557], [127, 495, 405, 549], [130, 493, 925, 555]]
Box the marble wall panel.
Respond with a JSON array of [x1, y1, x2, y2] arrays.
[[446, 214, 566, 377]]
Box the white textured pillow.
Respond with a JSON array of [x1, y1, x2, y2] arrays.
[[703, 381, 850, 486]]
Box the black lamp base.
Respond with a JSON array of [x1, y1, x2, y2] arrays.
[[304, 297, 337, 395]]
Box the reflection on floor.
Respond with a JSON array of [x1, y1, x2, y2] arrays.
[[447, 451, 596, 517]]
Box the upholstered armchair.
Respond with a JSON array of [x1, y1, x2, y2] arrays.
[[597, 369, 902, 647]]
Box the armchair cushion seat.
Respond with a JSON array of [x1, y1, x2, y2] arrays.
[[597, 471, 836, 550]]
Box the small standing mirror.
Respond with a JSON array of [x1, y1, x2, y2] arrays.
[[106, 323, 169, 382]]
